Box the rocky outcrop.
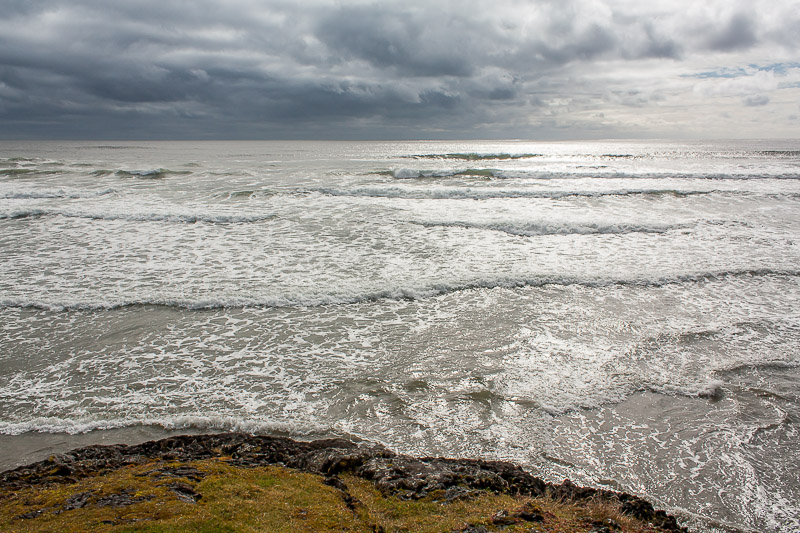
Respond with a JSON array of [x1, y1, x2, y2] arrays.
[[0, 433, 686, 532]]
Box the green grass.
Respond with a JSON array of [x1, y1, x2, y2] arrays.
[[0, 459, 667, 532]]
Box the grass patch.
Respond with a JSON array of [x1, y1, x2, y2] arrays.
[[0, 459, 670, 532]]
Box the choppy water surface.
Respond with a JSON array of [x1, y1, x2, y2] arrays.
[[1, 140, 798, 531]]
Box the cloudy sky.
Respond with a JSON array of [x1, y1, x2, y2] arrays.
[[1, 0, 798, 140]]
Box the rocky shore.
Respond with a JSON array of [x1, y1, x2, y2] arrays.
[[0, 433, 687, 532]]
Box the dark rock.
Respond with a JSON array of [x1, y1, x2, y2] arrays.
[[63, 491, 93, 510], [323, 475, 349, 492], [441, 486, 479, 503], [169, 482, 201, 504], [0, 432, 687, 532], [139, 465, 206, 482], [16, 508, 48, 520], [95, 490, 153, 508], [513, 501, 544, 522], [490, 509, 519, 525], [457, 526, 489, 533], [50, 465, 73, 477]]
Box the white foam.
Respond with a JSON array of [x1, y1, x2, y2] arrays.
[[415, 220, 687, 237], [315, 186, 712, 200], [0, 415, 330, 436], [1, 269, 796, 311], [0, 188, 116, 200], [0, 207, 276, 224], [698, 379, 725, 399], [388, 167, 800, 181]]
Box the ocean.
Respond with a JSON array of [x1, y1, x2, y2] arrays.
[[0, 139, 798, 531]]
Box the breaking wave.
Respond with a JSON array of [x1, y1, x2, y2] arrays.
[[388, 168, 800, 181], [315, 186, 712, 200], [412, 220, 690, 237], [392, 168, 499, 179], [0, 188, 116, 200], [0, 208, 276, 224], [0, 168, 62, 177], [213, 189, 277, 200], [757, 150, 800, 157], [86, 169, 194, 179], [407, 153, 544, 160], [0, 416, 329, 437], [4, 269, 797, 312]]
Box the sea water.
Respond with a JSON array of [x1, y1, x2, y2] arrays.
[[0, 140, 798, 531]]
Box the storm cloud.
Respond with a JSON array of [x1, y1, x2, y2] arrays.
[[1, 0, 798, 139]]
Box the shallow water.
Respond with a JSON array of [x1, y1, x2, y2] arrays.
[[1, 140, 798, 531]]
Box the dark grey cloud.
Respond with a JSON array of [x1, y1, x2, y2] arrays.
[[0, 0, 797, 139], [707, 13, 757, 52], [316, 6, 475, 77]]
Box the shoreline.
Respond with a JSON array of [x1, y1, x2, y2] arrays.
[[0, 432, 687, 531]]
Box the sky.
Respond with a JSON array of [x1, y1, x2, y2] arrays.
[[1, 0, 799, 140]]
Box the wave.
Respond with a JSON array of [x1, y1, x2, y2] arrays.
[[76, 145, 145, 150], [757, 150, 800, 157], [386, 168, 800, 181], [85, 168, 194, 179], [3, 268, 797, 312], [406, 150, 799, 161], [0, 415, 330, 437], [412, 220, 689, 237], [407, 153, 544, 161], [0, 168, 62, 177], [0, 188, 116, 200], [0, 208, 276, 224], [315, 186, 712, 200], [213, 189, 277, 200], [113, 168, 192, 179], [392, 168, 499, 179]]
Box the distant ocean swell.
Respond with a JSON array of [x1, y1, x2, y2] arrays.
[[3, 269, 797, 312], [0, 208, 277, 224], [0, 188, 116, 200], [3, 188, 798, 207], [313, 186, 717, 200], [410, 220, 692, 236], [404, 150, 800, 160], [384, 168, 800, 180]]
